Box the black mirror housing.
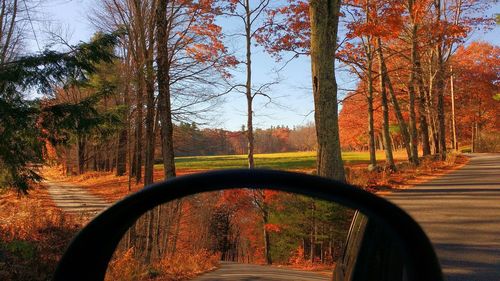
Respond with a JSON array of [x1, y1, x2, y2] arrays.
[[53, 169, 443, 281]]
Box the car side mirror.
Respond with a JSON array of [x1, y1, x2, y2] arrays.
[[52, 169, 443, 281]]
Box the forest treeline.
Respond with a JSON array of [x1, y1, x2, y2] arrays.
[[46, 122, 317, 174], [172, 123, 317, 157]]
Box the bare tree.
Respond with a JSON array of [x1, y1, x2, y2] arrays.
[[220, 0, 276, 169], [220, 0, 278, 265], [1, 0, 22, 63], [156, 0, 232, 178]]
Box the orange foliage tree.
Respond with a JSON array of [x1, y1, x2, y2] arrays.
[[451, 42, 500, 151]]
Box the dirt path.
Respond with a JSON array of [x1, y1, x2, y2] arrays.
[[45, 180, 109, 215]]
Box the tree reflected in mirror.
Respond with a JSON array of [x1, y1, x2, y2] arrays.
[[105, 189, 354, 280]]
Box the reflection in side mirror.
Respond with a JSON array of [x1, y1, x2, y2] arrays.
[[105, 190, 402, 281]]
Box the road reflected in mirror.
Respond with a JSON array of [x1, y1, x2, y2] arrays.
[[105, 189, 356, 280]]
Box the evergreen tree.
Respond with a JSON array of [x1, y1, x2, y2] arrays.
[[0, 31, 121, 192]]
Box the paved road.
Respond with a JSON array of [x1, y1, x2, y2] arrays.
[[45, 180, 109, 215], [388, 153, 500, 281], [193, 262, 330, 281]]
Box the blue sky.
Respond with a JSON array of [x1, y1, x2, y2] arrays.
[[29, 0, 499, 131]]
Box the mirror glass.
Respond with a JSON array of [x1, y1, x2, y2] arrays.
[[105, 189, 405, 281]]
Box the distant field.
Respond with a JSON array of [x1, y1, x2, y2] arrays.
[[157, 151, 407, 171]]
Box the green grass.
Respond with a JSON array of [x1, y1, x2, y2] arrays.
[[157, 151, 406, 171]]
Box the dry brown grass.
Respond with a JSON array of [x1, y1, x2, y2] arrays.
[[0, 184, 83, 281], [105, 248, 219, 281]]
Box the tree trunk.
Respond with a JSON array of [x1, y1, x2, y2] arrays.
[[367, 85, 377, 169], [320, 242, 324, 263], [144, 210, 155, 263], [127, 224, 137, 257], [309, 0, 345, 181], [434, 0, 447, 160], [133, 70, 144, 183], [247, 95, 255, 169], [141, 0, 156, 187], [381, 55, 412, 164], [262, 208, 272, 264], [116, 128, 127, 176], [376, 38, 396, 170], [156, 0, 176, 179], [415, 52, 431, 156], [417, 88, 431, 156], [435, 56, 447, 160], [77, 134, 85, 175], [105, 153, 110, 171], [244, 0, 255, 169], [366, 42, 377, 170], [64, 147, 72, 176], [310, 201, 316, 263], [429, 104, 440, 154], [407, 16, 420, 165], [124, 53, 133, 190], [143, 74, 155, 186], [92, 145, 97, 171], [170, 202, 183, 256], [377, 133, 384, 150]]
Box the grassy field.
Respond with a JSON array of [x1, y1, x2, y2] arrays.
[[159, 151, 408, 171]]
